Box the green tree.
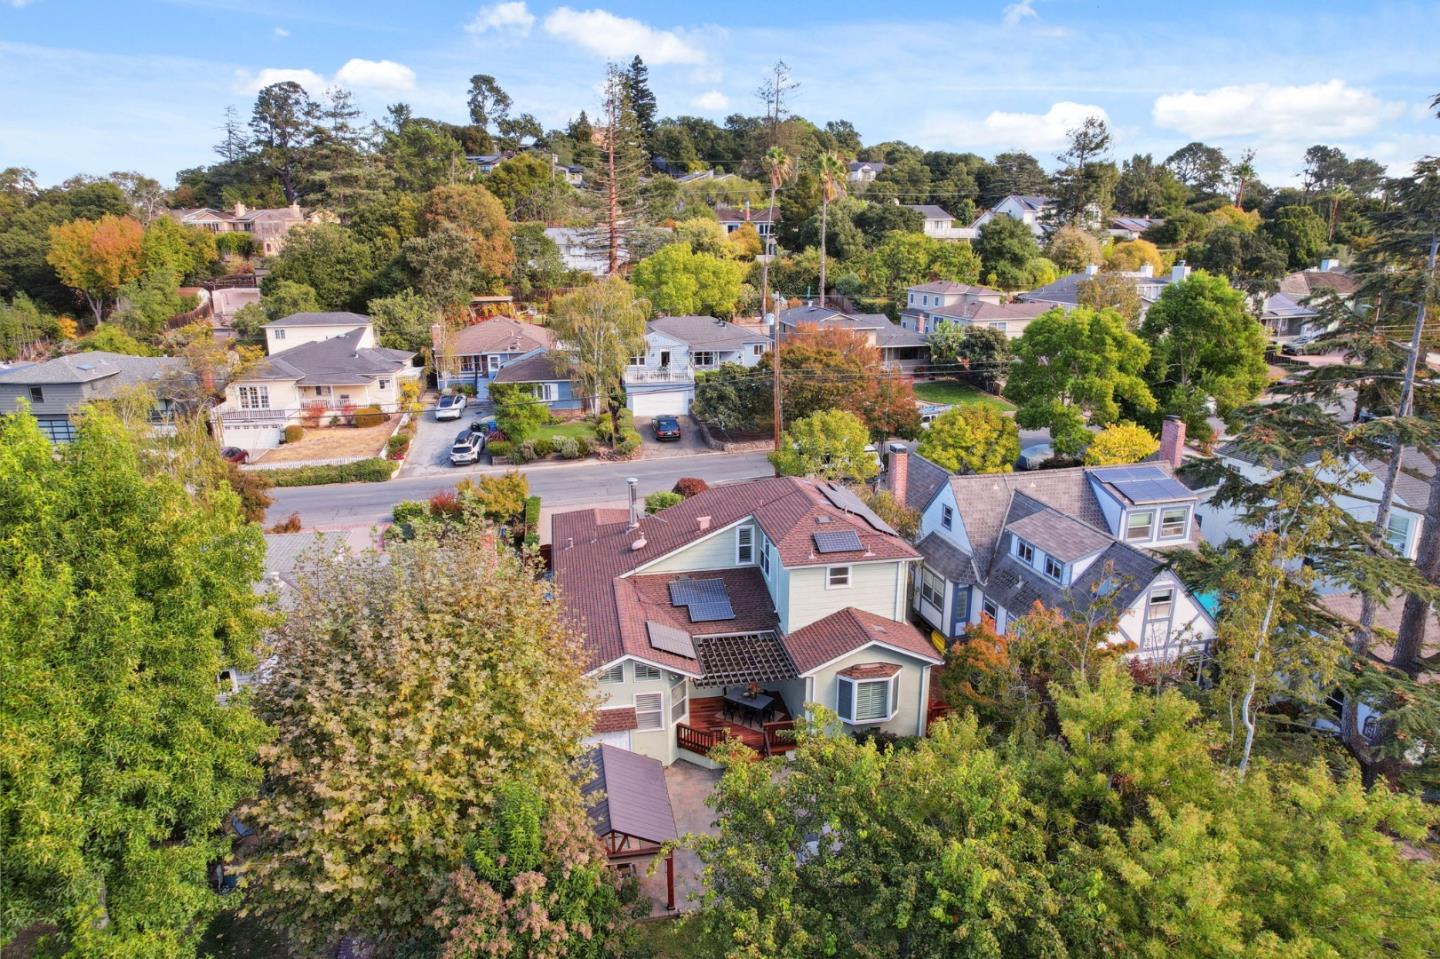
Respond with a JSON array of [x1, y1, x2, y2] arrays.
[[623, 55, 658, 153], [917, 405, 1019, 474], [1050, 115, 1115, 225], [140, 216, 217, 281], [465, 74, 511, 150], [1140, 271, 1269, 439], [692, 363, 772, 433], [113, 267, 184, 341], [1083, 421, 1159, 465], [246, 529, 595, 954], [484, 152, 575, 222], [631, 243, 747, 317], [463, 470, 530, 524], [926, 325, 1011, 393], [0, 293, 59, 359], [1164, 140, 1232, 195], [1005, 306, 1156, 456], [1113, 152, 1188, 216], [548, 278, 648, 441], [770, 408, 877, 483], [367, 289, 436, 353], [489, 381, 552, 444], [815, 151, 848, 305], [1045, 225, 1102, 273], [758, 146, 794, 319], [973, 214, 1042, 289], [249, 81, 318, 203], [0, 409, 268, 955], [673, 217, 736, 258], [261, 278, 320, 322], [77, 322, 156, 356], [1186, 226, 1288, 289], [1076, 272, 1145, 326], [404, 223, 483, 306], [857, 232, 981, 298], [1262, 205, 1327, 268], [263, 223, 375, 310]]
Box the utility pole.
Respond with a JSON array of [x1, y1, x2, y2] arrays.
[[772, 298, 783, 452]]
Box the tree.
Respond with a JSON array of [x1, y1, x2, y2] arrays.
[[1083, 421, 1159, 465], [404, 224, 483, 306], [623, 55, 658, 154], [489, 381, 552, 443], [246, 529, 596, 954], [249, 81, 318, 203], [263, 223, 375, 311], [112, 267, 184, 341], [692, 363, 772, 433], [509, 223, 567, 296], [856, 232, 981, 298], [973, 214, 1042, 289], [465, 74, 512, 151], [770, 408, 877, 483], [814, 151, 848, 306], [77, 322, 156, 356], [1051, 115, 1115, 225], [917, 405, 1019, 474], [977, 150, 1050, 205], [1262, 205, 1327, 268], [548, 278, 648, 439], [139, 216, 217, 281], [595, 63, 647, 275], [1076, 272, 1144, 325], [0, 409, 268, 955], [1164, 141, 1231, 195], [1045, 225, 1102, 273], [1114, 153, 1188, 216], [631, 243, 748, 317], [758, 147, 793, 320], [1231, 147, 1258, 207], [262, 279, 320, 321], [780, 326, 920, 437], [1005, 306, 1156, 456], [0, 293, 59, 360], [673, 217, 737, 258], [367, 289, 436, 352], [420, 184, 515, 291], [484, 152, 575, 222], [46, 214, 145, 326], [1140, 271, 1269, 438], [1104, 238, 1163, 275], [1186, 226, 1288, 289], [927, 325, 1011, 393]]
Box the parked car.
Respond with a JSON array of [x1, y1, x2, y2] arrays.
[[1281, 330, 1325, 356], [652, 415, 682, 441], [435, 393, 467, 421], [450, 429, 484, 466], [1018, 443, 1053, 470], [219, 446, 249, 464]]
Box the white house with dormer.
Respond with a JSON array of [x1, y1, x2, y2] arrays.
[[624, 315, 770, 417]]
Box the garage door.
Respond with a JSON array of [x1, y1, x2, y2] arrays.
[[627, 387, 693, 416]]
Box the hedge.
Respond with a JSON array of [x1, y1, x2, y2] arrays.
[[523, 495, 542, 549], [254, 458, 395, 487]]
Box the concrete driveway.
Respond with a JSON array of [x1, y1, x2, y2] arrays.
[[635, 415, 711, 458], [400, 407, 488, 477]]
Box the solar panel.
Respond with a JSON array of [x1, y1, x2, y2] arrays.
[[813, 529, 863, 554], [668, 578, 727, 607], [1112, 476, 1191, 504], [688, 600, 736, 623], [817, 483, 898, 535], [647, 620, 697, 658]]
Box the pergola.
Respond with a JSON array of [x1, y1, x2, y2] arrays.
[[584, 744, 681, 910]]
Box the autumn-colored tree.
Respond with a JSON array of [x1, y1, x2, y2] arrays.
[[246, 529, 597, 954], [1076, 271, 1144, 326], [770, 408, 877, 483], [420, 183, 515, 290], [1045, 225, 1102, 274], [781, 325, 920, 437], [1104, 238, 1164, 275], [1083, 420, 1159, 465], [916, 405, 1019, 474], [45, 214, 145, 326]]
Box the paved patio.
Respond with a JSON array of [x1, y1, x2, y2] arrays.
[[634, 760, 721, 915]]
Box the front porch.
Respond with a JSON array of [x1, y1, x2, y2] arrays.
[[677, 694, 797, 759]]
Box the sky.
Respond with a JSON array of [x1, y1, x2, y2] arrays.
[[1, 0, 1437, 189]]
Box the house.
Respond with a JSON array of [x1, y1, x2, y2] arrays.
[[433, 316, 554, 394], [971, 195, 1053, 238], [489, 349, 582, 412], [583, 744, 681, 910], [625, 315, 770, 417], [1258, 291, 1322, 339], [209, 318, 418, 452], [1278, 260, 1359, 302], [847, 160, 886, 185], [1199, 442, 1432, 562], [466, 153, 505, 173], [545, 226, 621, 277], [714, 204, 778, 239], [899, 280, 1048, 337], [0, 352, 194, 443], [166, 202, 312, 256], [553, 476, 943, 766], [262, 311, 372, 354], [676, 168, 738, 185], [1108, 216, 1161, 241], [778, 305, 930, 372], [926, 300, 1053, 339], [904, 205, 975, 241], [562, 164, 585, 186], [1020, 262, 1193, 320], [886, 426, 1215, 662]]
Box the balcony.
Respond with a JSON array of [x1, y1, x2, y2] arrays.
[[625, 366, 693, 384]]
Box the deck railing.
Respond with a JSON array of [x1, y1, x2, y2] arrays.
[[761, 719, 796, 756], [677, 723, 730, 757]]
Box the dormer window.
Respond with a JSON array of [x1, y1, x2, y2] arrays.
[[1159, 507, 1189, 539], [1015, 539, 1035, 565], [737, 525, 755, 564], [1043, 556, 1064, 582], [1125, 510, 1154, 542]]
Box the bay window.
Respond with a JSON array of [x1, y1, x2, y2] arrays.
[[919, 567, 944, 609], [837, 672, 899, 724]]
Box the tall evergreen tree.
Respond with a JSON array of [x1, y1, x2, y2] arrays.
[[623, 55, 657, 157], [249, 81, 319, 203]]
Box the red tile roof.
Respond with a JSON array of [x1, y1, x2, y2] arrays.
[[783, 608, 941, 675], [838, 662, 902, 679], [594, 707, 638, 732]]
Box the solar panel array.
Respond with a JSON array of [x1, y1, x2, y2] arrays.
[[667, 577, 736, 623], [1091, 466, 1192, 504], [817, 483, 898, 535], [647, 619, 697, 658], [688, 601, 736, 623], [813, 529, 863, 554]]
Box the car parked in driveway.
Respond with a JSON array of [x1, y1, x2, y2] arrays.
[[219, 446, 249, 464], [449, 429, 484, 466], [652, 415, 682, 441], [435, 393, 467, 421]]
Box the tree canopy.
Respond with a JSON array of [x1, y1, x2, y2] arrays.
[[917, 405, 1020, 474], [770, 408, 878, 483]]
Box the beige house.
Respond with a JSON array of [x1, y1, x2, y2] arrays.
[[553, 477, 943, 767], [167, 202, 316, 256]]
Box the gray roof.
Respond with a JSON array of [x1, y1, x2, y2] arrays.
[[901, 446, 950, 512], [1020, 269, 1169, 308], [985, 541, 1159, 623], [1009, 195, 1051, 212], [0, 351, 187, 387], [649, 315, 768, 351], [1261, 291, 1318, 321], [778, 307, 926, 350], [910, 281, 998, 296], [450, 316, 553, 356], [262, 311, 370, 329], [491, 351, 570, 384], [584, 745, 679, 844], [246, 328, 414, 385], [1006, 498, 1114, 562], [905, 204, 953, 220], [916, 532, 979, 585], [935, 300, 1051, 324]]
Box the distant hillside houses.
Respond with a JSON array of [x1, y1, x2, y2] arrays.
[[166, 202, 321, 256]]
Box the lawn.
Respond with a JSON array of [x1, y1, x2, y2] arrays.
[[913, 378, 1015, 411], [533, 419, 598, 442]]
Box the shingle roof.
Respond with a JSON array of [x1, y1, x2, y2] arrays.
[[985, 541, 1160, 624], [946, 467, 1114, 577], [491, 351, 570, 384], [778, 307, 927, 349], [594, 707, 638, 733], [714, 206, 779, 224], [1260, 291, 1319, 321], [905, 204, 953, 220], [909, 281, 999, 296], [1020, 269, 1170, 308], [916, 532, 979, 585], [584, 745, 679, 844], [782, 607, 940, 675], [649, 315, 768, 351], [1278, 269, 1360, 300], [934, 300, 1051, 324], [450, 316, 553, 356], [245, 328, 414, 385], [901, 447, 950, 511], [0, 351, 187, 387], [262, 311, 369, 328], [1006, 499, 1114, 562]]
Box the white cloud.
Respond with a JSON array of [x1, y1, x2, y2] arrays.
[[5, 0, 35, 7], [543, 7, 706, 65], [232, 67, 327, 94], [1002, 0, 1036, 28], [691, 90, 729, 111], [923, 101, 1109, 152], [466, 1, 535, 37], [273, 26, 290, 38], [334, 57, 415, 91], [1153, 80, 1405, 141]]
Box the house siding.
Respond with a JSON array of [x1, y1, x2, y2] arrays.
[[591, 659, 690, 765], [808, 646, 931, 738], [785, 561, 911, 632], [1112, 570, 1215, 661], [265, 323, 371, 353], [641, 520, 752, 574], [0, 381, 88, 416]]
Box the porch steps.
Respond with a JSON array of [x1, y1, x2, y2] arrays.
[[689, 696, 794, 753]]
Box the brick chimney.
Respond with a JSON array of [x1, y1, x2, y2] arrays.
[[1160, 416, 1186, 468], [886, 442, 909, 503]]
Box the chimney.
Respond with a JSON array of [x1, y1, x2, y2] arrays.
[[1138, 262, 1154, 277], [626, 477, 640, 530], [1171, 261, 1191, 284], [1160, 416, 1186, 468], [1084, 263, 1099, 276], [697, 515, 712, 532], [233, 202, 247, 217], [886, 442, 909, 504], [743, 199, 751, 221]]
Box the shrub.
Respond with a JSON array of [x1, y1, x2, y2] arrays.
[[524, 495, 541, 530], [553, 436, 581, 459], [353, 405, 387, 428], [392, 500, 428, 524], [488, 440, 513, 461], [267, 512, 302, 534], [454, 383, 477, 397], [612, 430, 642, 458], [428, 490, 463, 517], [224, 463, 272, 523], [574, 435, 593, 456], [645, 490, 684, 514], [673, 477, 709, 498], [255, 458, 394, 487], [511, 441, 537, 464], [531, 436, 554, 458], [283, 424, 305, 444], [386, 434, 411, 459], [465, 470, 529, 522]]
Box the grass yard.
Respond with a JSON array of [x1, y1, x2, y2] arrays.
[[533, 419, 598, 442], [913, 378, 1015, 412]]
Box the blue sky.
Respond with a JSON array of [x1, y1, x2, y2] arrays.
[[2, 0, 1437, 188]]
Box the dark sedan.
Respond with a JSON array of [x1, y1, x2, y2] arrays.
[[652, 415, 682, 441]]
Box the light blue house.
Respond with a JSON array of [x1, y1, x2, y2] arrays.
[[433, 317, 553, 398], [490, 349, 583, 412]]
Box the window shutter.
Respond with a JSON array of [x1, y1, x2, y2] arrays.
[[837, 677, 854, 722]]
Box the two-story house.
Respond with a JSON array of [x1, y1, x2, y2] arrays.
[[167, 202, 313, 256], [899, 281, 1049, 338], [0, 351, 194, 443], [432, 316, 554, 395], [778, 305, 930, 372], [1020, 262, 1192, 321], [714, 204, 779, 240], [625, 315, 770, 417], [971, 195, 1053, 237], [847, 160, 886, 186], [553, 477, 943, 766], [904, 205, 976, 241], [888, 434, 1215, 663]]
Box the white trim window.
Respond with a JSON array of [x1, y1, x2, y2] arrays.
[[669, 677, 688, 724], [941, 505, 953, 530], [827, 565, 851, 588], [1125, 510, 1155, 542], [597, 663, 624, 684], [1159, 506, 1189, 539], [378, 378, 390, 390], [737, 525, 755, 564], [1015, 539, 1035, 565], [1387, 514, 1410, 553], [837, 673, 899, 724], [237, 385, 270, 410], [691, 350, 716, 368], [1043, 555, 1064, 582], [635, 693, 664, 730], [759, 538, 771, 577], [634, 662, 661, 680], [629, 353, 647, 367], [529, 382, 558, 402], [919, 567, 944, 609], [273, 328, 286, 340]]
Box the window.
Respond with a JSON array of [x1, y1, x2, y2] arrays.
[[669, 677, 688, 723], [1125, 510, 1155, 542], [838, 674, 898, 724], [237, 385, 270, 410], [634, 662, 661, 680], [529, 383, 557, 402], [752, 343, 765, 357], [827, 566, 851, 588], [273, 328, 286, 340], [635, 693, 663, 730], [1044, 556, 1064, 582], [1147, 587, 1175, 621], [920, 567, 944, 608], [1015, 539, 1035, 565], [989, 322, 1007, 331], [1160, 507, 1189, 539], [737, 525, 755, 564], [28, 386, 43, 402], [941, 505, 953, 530], [598, 663, 624, 684], [760, 538, 771, 577], [1387, 514, 1411, 553], [982, 598, 999, 622], [630, 353, 646, 366], [692, 351, 716, 367], [378, 379, 390, 390]]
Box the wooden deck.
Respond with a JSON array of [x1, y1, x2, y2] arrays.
[[682, 696, 797, 757]]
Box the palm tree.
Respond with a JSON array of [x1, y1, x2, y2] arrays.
[[1232, 148, 1256, 209], [815, 151, 848, 307], [759, 146, 793, 322], [1327, 184, 1353, 242]]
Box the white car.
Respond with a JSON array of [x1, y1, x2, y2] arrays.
[[435, 393, 467, 421]]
